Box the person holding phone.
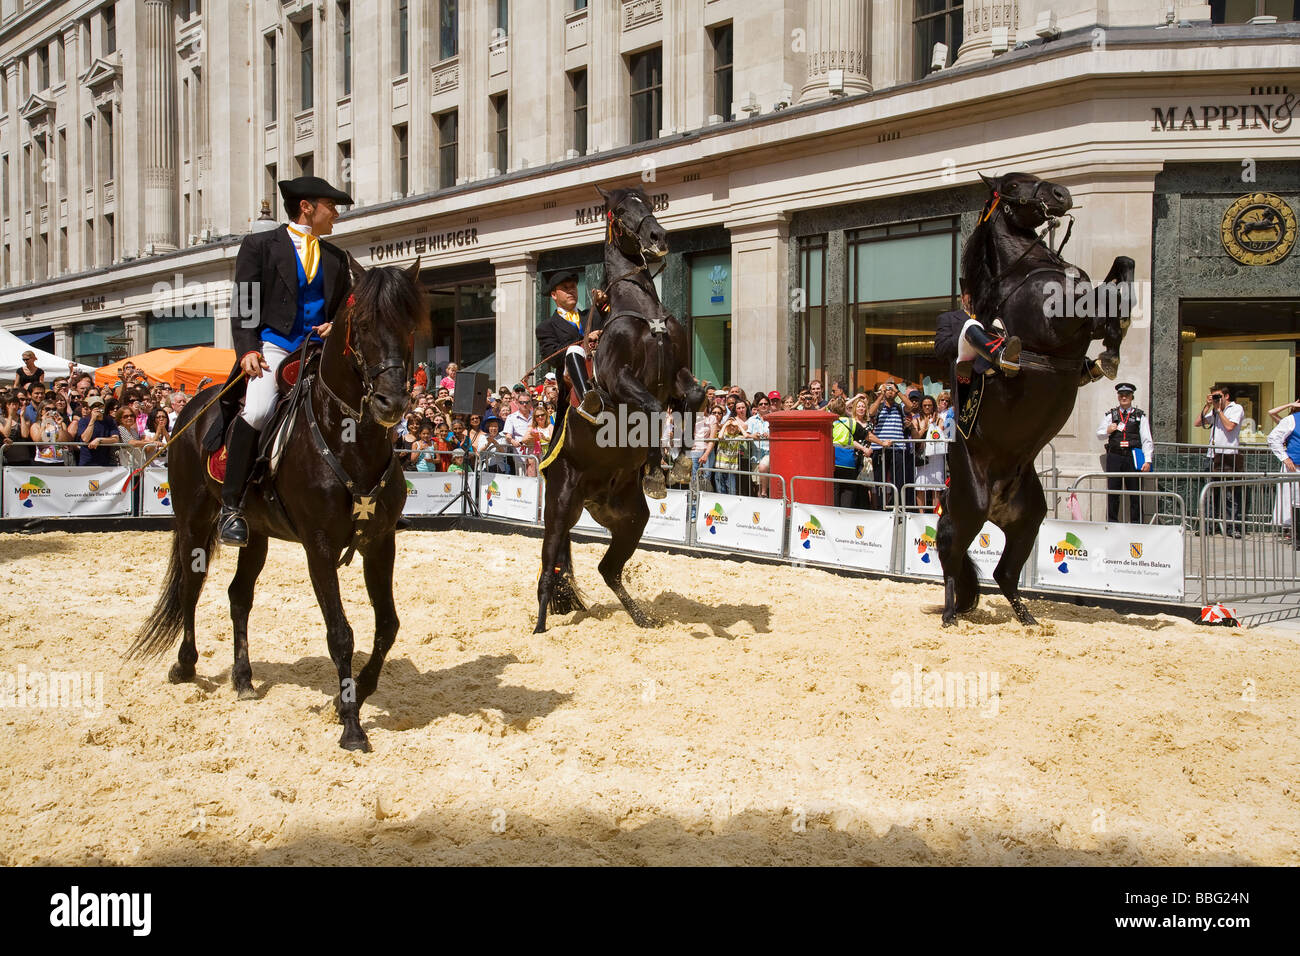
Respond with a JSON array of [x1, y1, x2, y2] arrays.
[[75, 395, 121, 466], [1200, 384, 1245, 536]]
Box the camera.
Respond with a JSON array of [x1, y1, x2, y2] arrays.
[[1211, 393, 1223, 403]]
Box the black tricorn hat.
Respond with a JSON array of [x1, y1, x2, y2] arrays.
[[546, 269, 580, 293], [278, 175, 354, 206]]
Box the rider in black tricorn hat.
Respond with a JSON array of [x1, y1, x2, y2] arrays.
[[536, 269, 608, 423], [935, 277, 1022, 380], [216, 175, 355, 546]]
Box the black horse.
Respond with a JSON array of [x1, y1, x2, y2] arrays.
[[534, 185, 705, 633], [127, 258, 423, 751], [938, 172, 1133, 626]]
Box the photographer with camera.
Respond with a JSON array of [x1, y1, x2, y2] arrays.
[[1199, 384, 1245, 536], [74, 395, 121, 467]]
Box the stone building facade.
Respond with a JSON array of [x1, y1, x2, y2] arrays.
[[0, 0, 1297, 473]]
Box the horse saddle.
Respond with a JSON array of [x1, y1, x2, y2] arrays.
[[205, 351, 320, 483]]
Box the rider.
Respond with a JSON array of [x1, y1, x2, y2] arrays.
[[535, 270, 608, 423], [218, 175, 354, 547], [935, 278, 1022, 379]]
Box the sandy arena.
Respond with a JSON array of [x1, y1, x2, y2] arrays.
[[1, 527, 1297, 865]]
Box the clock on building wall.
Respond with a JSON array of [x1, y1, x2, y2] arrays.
[[1220, 192, 1296, 266]]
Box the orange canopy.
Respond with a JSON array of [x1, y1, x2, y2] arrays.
[[94, 347, 236, 392]]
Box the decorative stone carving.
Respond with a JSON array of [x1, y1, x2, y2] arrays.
[[432, 60, 459, 94], [799, 0, 871, 103], [955, 0, 1020, 66], [623, 0, 662, 31], [294, 111, 314, 140]]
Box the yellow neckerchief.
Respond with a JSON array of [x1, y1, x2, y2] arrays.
[[558, 307, 580, 327], [286, 222, 320, 282]]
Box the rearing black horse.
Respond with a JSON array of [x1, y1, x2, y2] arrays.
[[534, 185, 704, 633], [126, 258, 423, 751], [938, 172, 1133, 626]]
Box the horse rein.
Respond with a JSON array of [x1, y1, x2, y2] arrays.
[[318, 293, 410, 422]]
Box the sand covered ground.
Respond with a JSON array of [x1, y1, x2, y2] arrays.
[[0, 527, 1296, 865]]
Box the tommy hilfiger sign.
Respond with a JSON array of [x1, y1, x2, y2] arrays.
[[1151, 92, 1295, 133], [366, 228, 480, 261]]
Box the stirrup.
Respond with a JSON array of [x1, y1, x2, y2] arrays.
[[997, 336, 1021, 377], [574, 390, 603, 424], [219, 507, 249, 548]]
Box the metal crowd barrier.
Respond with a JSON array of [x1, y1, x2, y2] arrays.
[[1195, 474, 1300, 605]]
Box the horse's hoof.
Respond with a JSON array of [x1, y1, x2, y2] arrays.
[[533, 624, 547, 634], [643, 473, 667, 500], [1099, 352, 1120, 379], [668, 454, 693, 484], [1011, 600, 1038, 626], [236, 685, 258, 701], [941, 614, 957, 628], [339, 731, 372, 752], [167, 662, 195, 684]]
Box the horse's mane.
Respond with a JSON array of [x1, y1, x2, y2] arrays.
[[350, 264, 426, 334], [961, 216, 998, 321]]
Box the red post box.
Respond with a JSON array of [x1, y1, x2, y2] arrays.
[[767, 410, 835, 506]]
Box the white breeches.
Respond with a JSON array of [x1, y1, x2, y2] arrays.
[[956, 317, 983, 363], [239, 342, 290, 430]]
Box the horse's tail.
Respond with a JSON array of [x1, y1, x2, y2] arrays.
[[125, 517, 217, 660]]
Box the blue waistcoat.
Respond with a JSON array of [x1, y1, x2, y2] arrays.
[[263, 247, 325, 352], [1288, 413, 1300, 464]]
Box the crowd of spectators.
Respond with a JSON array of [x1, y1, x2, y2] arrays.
[[2, 347, 958, 515], [2, 354, 187, 472]]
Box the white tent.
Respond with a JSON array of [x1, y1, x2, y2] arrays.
[[0, 325, 92, 380]]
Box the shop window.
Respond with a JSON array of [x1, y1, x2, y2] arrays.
[[1178, 299, 1300, 443], [1210, 0, 1297, 22], [797, 236, 827, 389], [912, 0, 963, 80], [74, 318, 127, 368], [689, 251, 732, 390], [847, 217, 960, 392], [148, 311, 214, 350], [424, 278, 496, 387]]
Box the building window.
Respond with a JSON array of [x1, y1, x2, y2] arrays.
[[689, 252, 732, 389], [37, 45, 49, 90], [101, 109, 113, 180], [265, 163, 277, 213], [437, 110, 457, 188], [105, 211, 114, 262], [148, 311, 215, 350], [1210, 0, 1297, 21], [104, 6, 116, 55], [496, 0, 508, 33], [338, 140, 351, 190], [57, 128, 66, 199], [265, 33, 277, 122], [439, 0, 458, 60], [340, 1, 352, 95], [298, 20, 313, 111], [83, 117, 93, 182], [298, 153, 313, 178], [629, 47, 662, 144], [397, 0, 409, 75], [847, 217, 960, 391], [797, 236, 827, 389], [74, 319, 128, 367], [491, 94, 507, 174], [913, 0, 963, 80], [394, 124, 408, 194], [83, 219, 93, 268], [1, 155, 7, 212], [711, 24, 733, 120], [55, 36, 64, 84], [569, 69, 587, 155]]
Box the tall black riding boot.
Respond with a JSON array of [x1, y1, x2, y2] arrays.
[[963, 323, 1022, 377], [565, 351, 603, 424], [219, 418, 260, 547]]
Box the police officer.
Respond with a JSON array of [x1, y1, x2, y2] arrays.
[[218, 175, 355, 546], [1097, 382, 1153, 523], [535, 270, 607, 423]]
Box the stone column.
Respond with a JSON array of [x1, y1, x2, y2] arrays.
[[954, 0, 1020, 67], [726, 213, 790, 394], [122, 312, 146, 354], [53, 324, 73, 362], [798, 0, 870, 104], [142, 0, 179, 251], [491, 253, 538, 389]]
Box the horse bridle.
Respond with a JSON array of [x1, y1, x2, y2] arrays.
[[318, 293, 410, 421], [605, 200, 667, 290]]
